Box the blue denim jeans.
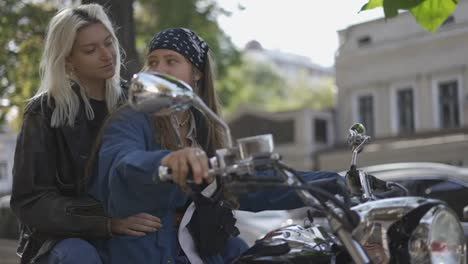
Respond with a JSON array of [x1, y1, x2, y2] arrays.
[[175, 236, 249, 264], [221, 236, 249, 263], [38, 238, 102, 264]]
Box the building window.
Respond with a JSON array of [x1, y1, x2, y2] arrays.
[[438, 80, 460, 129], [397, 88, 415, 134], [230, 115, 295, 144], [0, 162, 7, 181], [358, 95, 374, 137], [314, 119, 328, 144], [357, 36, 372, 47]]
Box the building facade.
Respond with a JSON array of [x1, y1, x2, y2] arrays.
[[317, 1, 468, 171], [228, 107, 335, 171]]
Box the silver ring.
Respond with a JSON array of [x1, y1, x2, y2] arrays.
[[195, 150, 204, 157]]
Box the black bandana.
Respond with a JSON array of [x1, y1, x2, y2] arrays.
[[148, 28, 209, 71]]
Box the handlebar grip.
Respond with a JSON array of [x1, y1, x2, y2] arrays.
[[157, 165, 200, 185], [158, 165, 214, 196], [158, 160, 218, 184]]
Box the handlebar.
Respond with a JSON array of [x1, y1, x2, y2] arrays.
[[157, 152, 283, 184], [157, 151, 371, 264], [157, 166, 217, 184]]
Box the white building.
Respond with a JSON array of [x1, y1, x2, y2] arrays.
[[228, 106, 335, 171], [317, 1, 468, 171]]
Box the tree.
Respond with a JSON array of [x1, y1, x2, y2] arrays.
[[0, 0, 57, 129], [267, 75, 336, 112], [0, 0, 241, 129], [218, 57, 337, 116], [82, 0, 241, 82], [217, 59, 286, 115], [81, 0, 139, 80]]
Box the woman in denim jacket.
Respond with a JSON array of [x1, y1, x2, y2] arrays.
[[88, 28, 341, 264]]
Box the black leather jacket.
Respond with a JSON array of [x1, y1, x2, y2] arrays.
[[10, 87, 126, 263]]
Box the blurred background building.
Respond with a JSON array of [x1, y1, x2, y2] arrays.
[[228, 107, 335, 170], [317, 1, 468, 171], [229, 1, 468, 171]]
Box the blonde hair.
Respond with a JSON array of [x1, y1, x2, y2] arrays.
[[32, 3, 122, 127]]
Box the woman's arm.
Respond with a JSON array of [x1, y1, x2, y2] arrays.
[[93, 107, 186, 218], [237, 171, 343, 212]]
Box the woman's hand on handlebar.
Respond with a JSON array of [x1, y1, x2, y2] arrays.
[[161, 147, 212, 187]]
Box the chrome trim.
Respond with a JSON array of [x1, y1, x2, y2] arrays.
[[351, 197, 445, 264]]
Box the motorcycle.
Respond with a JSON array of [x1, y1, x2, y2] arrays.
[[128, 71, 467, 264]]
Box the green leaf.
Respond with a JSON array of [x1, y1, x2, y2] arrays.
[[385, 0, 425, 10], [383, 3, 398, 18], [361, 0, 424, 17], [410, 0, 458, 32], [382, 0, 424, 18], [360, 0, 383, 12]]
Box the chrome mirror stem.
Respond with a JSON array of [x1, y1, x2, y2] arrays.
[[193, 96, 233, 148]]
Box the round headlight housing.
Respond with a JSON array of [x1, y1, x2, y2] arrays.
[[409, 205, 466, 264]]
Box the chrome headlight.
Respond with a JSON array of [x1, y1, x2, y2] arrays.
[[409, 205, 466, 264]]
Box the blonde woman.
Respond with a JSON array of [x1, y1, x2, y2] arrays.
[[11, 4, 161, 264]]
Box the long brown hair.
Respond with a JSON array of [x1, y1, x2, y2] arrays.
[[153, 50, 226, 156], [150, 51, 239, 208]]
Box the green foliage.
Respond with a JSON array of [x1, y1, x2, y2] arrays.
[[135, 0, 240, 77], [0, 0, 240, 128], [360, 0, 458, 32], [383, 0, 424, 18], [217, 59, 286, 115], [267, 74, 337, 112], [217, 58, 336, 116], [360, 0, 383, 11], [411, 0, 458, 32], [0, 0, 56, 129]]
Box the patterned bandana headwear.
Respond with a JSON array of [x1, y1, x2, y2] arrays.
[[148, 28, 209, 71]]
